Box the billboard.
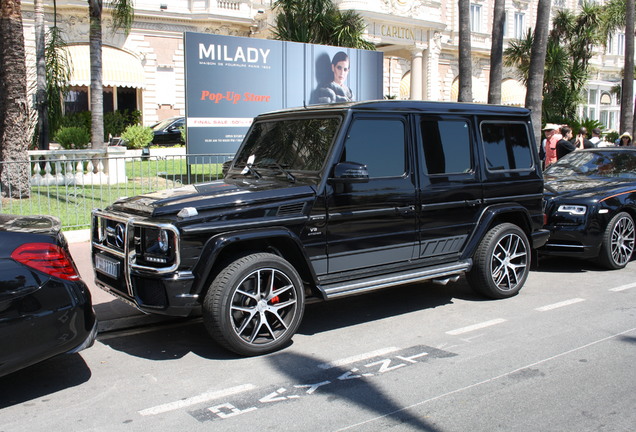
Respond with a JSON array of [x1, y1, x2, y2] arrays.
[[184, 32, 383, 155]]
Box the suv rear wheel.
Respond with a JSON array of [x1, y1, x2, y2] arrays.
[[467, 223, 530, 299], [203, 253, 305, 356]]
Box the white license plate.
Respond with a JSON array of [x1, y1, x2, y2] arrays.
[[95, 254, 120, 279]]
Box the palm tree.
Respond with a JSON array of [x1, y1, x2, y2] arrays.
[[0, 0, 31, 198], [88, 0, 134, 150], [272, 0, 374, 49], [602, 0, 635, 134], [507, 4, 603, 136], [458, 0, 473, 102], [488, 0, 506, 105], [622, 0, 634, 134], [46, 4, 72, 138], [35, 0, 49, 150], [525, 0, 552, 144]]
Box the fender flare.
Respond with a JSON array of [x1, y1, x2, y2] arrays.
[[191, 227, 318, 295], [460, 203, 534, 260]]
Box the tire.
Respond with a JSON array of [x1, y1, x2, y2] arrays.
[[203, 253, 305, 356], [467, 223, 530, 299], [598, 212, 635, 270]]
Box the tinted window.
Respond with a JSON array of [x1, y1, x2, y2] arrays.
[[421, 120, 472, 174], [481, 122, 533, 171], [235, 117, 340, 171], [343, 118, 406, 177], [544, 150, 636, 178]]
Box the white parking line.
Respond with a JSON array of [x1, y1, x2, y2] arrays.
[[609, 282, 636, 292], [317, 347, 400, 370], [535, 298, 585, 312], [446, 318, 507, 336], [138, 384, 257, 416]]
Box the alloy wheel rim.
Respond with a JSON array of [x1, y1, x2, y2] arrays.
[[490, 233, 528, 291], [230, 268, 298, 346], [611, 216, 635, 266]]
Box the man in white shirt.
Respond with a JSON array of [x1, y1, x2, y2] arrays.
[[588, 128, 602, 146]]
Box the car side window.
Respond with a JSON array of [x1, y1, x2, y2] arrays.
[[481, 122, 533, 171], [420, 120, 472, 175], [342, 118, 406, 178]]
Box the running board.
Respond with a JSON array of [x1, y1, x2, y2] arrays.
[[320, 260, 472, 299]]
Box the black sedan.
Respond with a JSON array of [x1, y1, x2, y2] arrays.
[[151, 116, 185, 146], [541, 148, 636, 269], [0, 215, 97, 377]]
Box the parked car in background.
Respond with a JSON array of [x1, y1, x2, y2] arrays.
[[541, 148, 636, 269], [0, 215, 97, 377], [151, 116, 185, 146], [91, 101, 548, 356]]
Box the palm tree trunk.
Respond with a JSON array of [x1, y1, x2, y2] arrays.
[[525, 0, 552, 146], [0, 0, 31, 198], [35, 0, 49, 150], [488, 0, 506, 105], [620, 0, 634, 134], [89, 0, 105, 149], [458, 0, 473, 102]]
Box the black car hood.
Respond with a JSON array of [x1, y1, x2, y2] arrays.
[[0, 214, 61, 235], [109, 178, 317, 217], [544, 175, 635, 200]]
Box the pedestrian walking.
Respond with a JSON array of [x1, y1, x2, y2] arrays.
[[588, 128, 602, 146], [618, 132, 632, 147], [543, 123, 562, 167], [573, 127, 593, 149], [556, 126, 576, 160]]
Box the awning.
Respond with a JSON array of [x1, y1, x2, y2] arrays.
[[64, 45, 146, 88], [501, 79, 526, 106], [450, 77, 488, 103]]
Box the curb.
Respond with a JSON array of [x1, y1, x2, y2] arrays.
[[97, 314, 175, 334], [64, 228, 91, 244]]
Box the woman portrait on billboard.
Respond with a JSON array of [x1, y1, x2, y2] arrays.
[[315, 51, 353, 103]]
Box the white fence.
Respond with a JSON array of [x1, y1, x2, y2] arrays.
[[1, 147, 233, 229]]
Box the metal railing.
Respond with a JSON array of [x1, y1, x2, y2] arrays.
[[0, 147, 233, 230]]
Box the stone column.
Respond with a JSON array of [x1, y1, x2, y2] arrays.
[[410, 48, 423, 100], [426, 31, 443, 101]]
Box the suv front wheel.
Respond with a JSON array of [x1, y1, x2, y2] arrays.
[[467, 223, 530, 299], [203, 253, 305, 356]]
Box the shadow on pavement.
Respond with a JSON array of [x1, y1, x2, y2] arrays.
[[534, 255, 612, 273], [298, 279, 478, 336], [0, 354, 91, 409], [99, 278, 480, 362], [268, 351, 442, 431]]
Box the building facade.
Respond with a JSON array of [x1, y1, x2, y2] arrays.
[[20, 0, 628, 133]]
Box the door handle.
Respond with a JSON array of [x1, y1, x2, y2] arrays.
[[465, 199, 482, 207], [396, 205, 415, 215]]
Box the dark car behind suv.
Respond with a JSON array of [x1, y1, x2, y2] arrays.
[[151, 116, 185, 146], [91, 101, 548, 355]]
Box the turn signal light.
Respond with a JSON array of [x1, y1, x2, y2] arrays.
[[11, 243, 81, 281]]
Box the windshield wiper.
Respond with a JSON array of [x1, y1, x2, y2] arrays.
[[259, 162, 296, 183], [240, 155, 262, 179], [240, 163, 262, 179]]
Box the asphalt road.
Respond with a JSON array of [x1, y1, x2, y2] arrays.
[[1, 256, 634, 432]]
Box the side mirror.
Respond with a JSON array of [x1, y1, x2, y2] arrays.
[[330, 161, 369, 183]]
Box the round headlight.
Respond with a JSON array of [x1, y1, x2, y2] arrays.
[[158, 229, 170, 253]]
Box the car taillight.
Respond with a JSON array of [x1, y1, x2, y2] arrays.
[[11, 242, 80, 281]]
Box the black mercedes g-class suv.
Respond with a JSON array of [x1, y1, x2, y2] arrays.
[[91, 101, 548, 355]]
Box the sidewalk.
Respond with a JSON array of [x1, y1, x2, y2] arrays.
[[65, 229, 172, 333]]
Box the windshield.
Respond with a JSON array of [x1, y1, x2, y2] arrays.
[[233, 117, 341, 173], [544, 150, 636, 179], [152, 117, 181, 131]]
